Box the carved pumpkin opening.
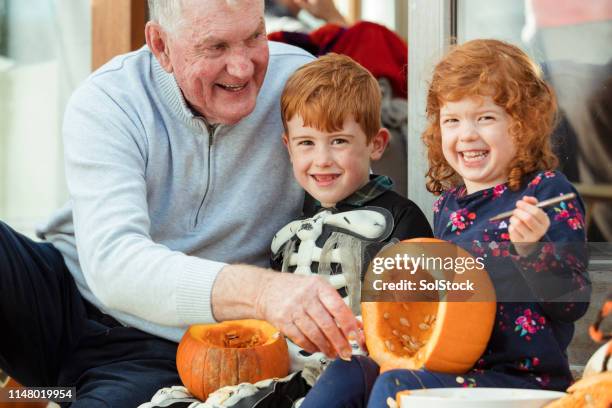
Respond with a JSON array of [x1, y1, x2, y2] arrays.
[[177, 319, 289, 401], [190, 323, 270, 349], [362, 238, 497, 374], [363, 300, 495, 373], [363, 302, 438, 367]]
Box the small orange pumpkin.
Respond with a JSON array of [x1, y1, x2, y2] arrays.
[[362, 238, 496, 374], [176, 319, 289, 401], [545, 371, 612, 408]]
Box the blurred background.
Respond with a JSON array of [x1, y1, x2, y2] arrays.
[[0, 0, 610, 241]]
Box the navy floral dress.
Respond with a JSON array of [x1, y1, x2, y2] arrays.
[[430, 170, 589, 391], [300, 171, 590, 408]]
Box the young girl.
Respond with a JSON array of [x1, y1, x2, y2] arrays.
[[300, 39, 590, 408]]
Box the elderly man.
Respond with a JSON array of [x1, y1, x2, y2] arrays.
[[0, 0, 363, 406]]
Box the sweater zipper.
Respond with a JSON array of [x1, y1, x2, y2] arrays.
[[193, 121, 218, 228]]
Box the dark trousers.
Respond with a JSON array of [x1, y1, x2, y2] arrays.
[[302, 356, 541, 408], [0, 221, 180, 407]]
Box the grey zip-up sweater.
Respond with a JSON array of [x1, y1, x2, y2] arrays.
[[37, 42, 312, 342]]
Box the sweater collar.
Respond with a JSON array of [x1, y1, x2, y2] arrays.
[[151, 49, 216, 131]]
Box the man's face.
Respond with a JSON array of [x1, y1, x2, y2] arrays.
[[163, 0, 269, 124], [283, 115, 387, 208]]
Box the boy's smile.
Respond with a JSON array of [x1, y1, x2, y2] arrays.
[[284, 115, 388, 208], [311, 173, 341, 186], [440, 96, 516, 194]]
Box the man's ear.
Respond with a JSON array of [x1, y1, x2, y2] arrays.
[[369, 128, 390, 160], [145, 22, 173, 73]]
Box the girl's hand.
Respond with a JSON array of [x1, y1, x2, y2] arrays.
[[508, 196, 550, 257]]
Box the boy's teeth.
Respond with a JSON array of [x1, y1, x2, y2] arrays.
[[315, 174, 337, 182]]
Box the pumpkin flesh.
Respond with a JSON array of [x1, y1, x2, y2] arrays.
[[362, 238, 496, 374], [363, 300, 496, 373]]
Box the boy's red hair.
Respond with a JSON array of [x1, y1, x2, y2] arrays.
[[281, 53, 382, 142], [423, 39, 559, 194]]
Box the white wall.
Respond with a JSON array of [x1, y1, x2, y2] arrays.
[[1, 61, 60, 234], [361, 0, 397, 31]]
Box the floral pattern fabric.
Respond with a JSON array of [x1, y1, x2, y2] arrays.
[[432, 171, 589, 391]]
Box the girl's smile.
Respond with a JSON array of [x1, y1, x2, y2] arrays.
[[460, 150, 489, 165]]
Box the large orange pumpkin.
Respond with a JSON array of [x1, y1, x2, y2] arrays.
[[176, 319, 289, 401], [362, 238, 496, 374]]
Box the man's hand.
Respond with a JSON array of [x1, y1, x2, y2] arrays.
[[255, 272, 362, 360], [293, 0, 348, 26], [508, 196, 550, 257], [211, 265, 364, 360]]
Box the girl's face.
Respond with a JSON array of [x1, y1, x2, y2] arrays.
[[440, 95, 516, 194]]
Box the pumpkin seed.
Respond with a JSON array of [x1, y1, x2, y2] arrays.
[[399, 317, 410, 327], [385, 340, 395, 351], [383, 312, 390, 320], [419, 323, 430, 331], [386, 397, 398, 408]]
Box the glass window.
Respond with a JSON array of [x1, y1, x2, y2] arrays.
[[457, 0, 612, 242], [0, 0, 89, 237]]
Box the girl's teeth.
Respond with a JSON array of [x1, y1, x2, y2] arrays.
[[462, 152, 487, 162]]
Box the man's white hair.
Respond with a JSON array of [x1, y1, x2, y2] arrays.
[[147, 0, 185, 31], [148, 0, 259, 32]]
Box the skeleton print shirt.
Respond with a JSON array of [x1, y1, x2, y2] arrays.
[[271, 175, 433, 312], [271, 175, 433, 373]]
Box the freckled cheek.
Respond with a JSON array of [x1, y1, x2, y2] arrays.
[[335, 153, 354, 170], [441, 140, 455, 161], [292, 156, 311, 177]]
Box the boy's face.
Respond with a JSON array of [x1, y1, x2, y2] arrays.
[[284, 115, 388, 208], [440, 95, 516, 194]]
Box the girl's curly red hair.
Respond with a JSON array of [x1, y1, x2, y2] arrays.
[[423, 39, 559, 194]]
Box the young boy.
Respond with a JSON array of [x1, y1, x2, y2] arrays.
[[273, 52, 432, 305], [270, 53, 433, 393]]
